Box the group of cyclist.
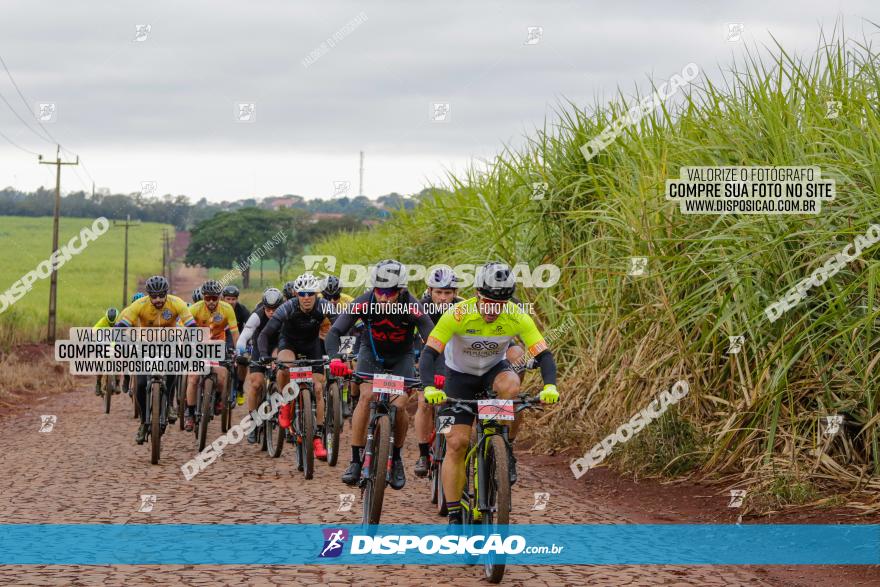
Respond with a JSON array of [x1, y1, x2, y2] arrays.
[[97, 259, 560, 525]]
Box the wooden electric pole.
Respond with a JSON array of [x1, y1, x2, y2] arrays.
[[38, 145, 78, 343], [113, 215, 140, 307]]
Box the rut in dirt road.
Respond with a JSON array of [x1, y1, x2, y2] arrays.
[[0, 380, 779, 587]]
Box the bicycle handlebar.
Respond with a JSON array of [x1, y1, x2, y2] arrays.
[[445, 394, 543, 415], [350, 371, 423, 389]]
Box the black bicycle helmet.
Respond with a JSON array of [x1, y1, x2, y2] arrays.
[[222, 284, 240, 297], [282, 280, 296, 300], [322, 275, 342, 297], [144, 275, 169, 295], [262, 287, 284, 309], [106, 307, 118, 323], [192, 288, 203, 303], [201, 280, 223, 296], [475, 261, 516, 300], [369, 259, 407, 288]]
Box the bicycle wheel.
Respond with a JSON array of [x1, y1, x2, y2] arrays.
[[220, 377, 231, 434], [432, 433, 447, 514], [198, 378, 213, 451], [265, 383, 285, 458], [176, 375, 185, 430], [325, 381, 342, 467], [362, 414, 391, 525], [298, 386, 315, 480], [150, 381, 162, 465], [483, 435, 511, 584], [103, 376, 112, 414]]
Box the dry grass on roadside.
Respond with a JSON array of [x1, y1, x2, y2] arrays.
[[0, 348, 79, 411]]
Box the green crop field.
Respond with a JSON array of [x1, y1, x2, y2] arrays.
[[0, 215, 170, 346]]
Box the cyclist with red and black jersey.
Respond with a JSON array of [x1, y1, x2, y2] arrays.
[[257, 273, 339, 459], [413, 266, 464, 478], [237, 287, 284, 443], [325, 259, 436, 490]]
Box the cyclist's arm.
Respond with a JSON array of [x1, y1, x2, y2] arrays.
[[257, 311, 285, 361], [419, 311, 455, 387], [518, 313, 557, 385], [326, 310, 357, 358], [236, 313, 260, 353], [175, 297, 197, 327], [116, 301, 140, 327], [223, 303, 239, 347], [93, 316, 110, 329]]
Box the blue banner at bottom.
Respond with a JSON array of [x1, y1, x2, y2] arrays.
[[0, 524, 877, 565]]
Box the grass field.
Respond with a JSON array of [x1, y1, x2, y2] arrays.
[[0, 215, 170, 347]]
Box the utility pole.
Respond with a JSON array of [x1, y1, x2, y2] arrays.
[[161, 229, 168, 277], [359, 150, 364, 196], [113, 215, 140, 307], [161, 229, 174, 292], [38, 145, 78, 343]]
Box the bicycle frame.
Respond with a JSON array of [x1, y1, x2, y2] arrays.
[[451, 391, 539, 521], [352, 372, 421, 487]]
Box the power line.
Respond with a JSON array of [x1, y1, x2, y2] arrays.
[[0, 89, 52, 144], [0, 126, 40, 155], [0, 53, 59, 145], [0, 53, 98, 192]]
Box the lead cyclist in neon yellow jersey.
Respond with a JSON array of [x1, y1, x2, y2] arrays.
[[93, 307, 119, 396], [418, 261, 559, 525]]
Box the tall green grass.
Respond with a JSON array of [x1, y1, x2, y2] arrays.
[[0, 216, 169, 346], [296, 31, 880, 493]]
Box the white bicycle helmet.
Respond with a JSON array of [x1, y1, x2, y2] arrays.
[[426, 265, 459, 289], [293, 273, 321, 293]]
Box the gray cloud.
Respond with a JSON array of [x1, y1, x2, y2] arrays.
[[0, 1, 876, 199]]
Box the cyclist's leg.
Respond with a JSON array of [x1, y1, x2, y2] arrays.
[[388, 352, 416, 447], [505, 343, 526, 383], [299, 339, 325, 426], [416, 359, 442, 445], [135, 374, 149, 423], [350, 347, 382, 448], [186, 373, 199, 414], [244, 369, 265, 412], [275, 347, 296, 428], [490, 360, 521, 439], [215, 364, 228, 395], [439, 366, 478, 516]]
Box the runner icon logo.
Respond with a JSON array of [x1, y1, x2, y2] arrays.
[[319, 528, 349, 558]]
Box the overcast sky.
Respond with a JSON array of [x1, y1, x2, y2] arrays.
[[0, 1, 877, 202]]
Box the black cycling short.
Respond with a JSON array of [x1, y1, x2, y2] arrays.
[[355, 347, 415, 379], [279, 337, 324, 373], [440, 360, 514, 427]]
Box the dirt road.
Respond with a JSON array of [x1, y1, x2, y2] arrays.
[[0, 376, 789, 587]]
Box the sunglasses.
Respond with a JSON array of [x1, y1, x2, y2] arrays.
[[297, 292, 316, 297], [203, 295, 219, 302], [149, 293, 166, 299], [374, 287, 400, 296]]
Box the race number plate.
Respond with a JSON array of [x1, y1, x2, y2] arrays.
[[477, 399, 514, 421], [373, 374, 406, 396], [289, 366, 313, 382]]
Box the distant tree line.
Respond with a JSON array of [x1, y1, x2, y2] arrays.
[[0, 186, 442, 232]]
